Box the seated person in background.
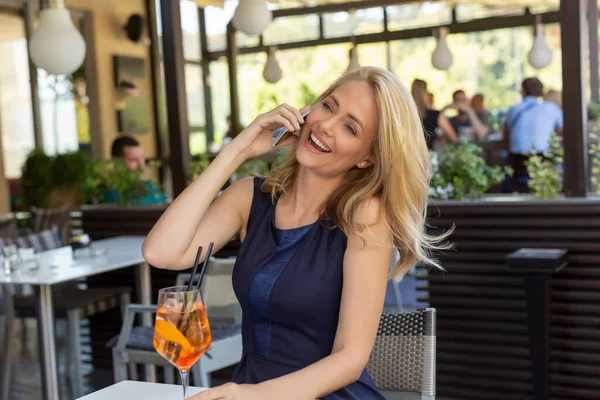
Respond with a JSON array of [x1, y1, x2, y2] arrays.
[[471, 93, 491, 129], [410, 79, 457, 149], [503, 78, 563, 191], [442, 89, 489, 143], [108, 135, 167, 205]]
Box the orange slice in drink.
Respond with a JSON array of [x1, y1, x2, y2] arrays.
[[155, 319, 193, 352]]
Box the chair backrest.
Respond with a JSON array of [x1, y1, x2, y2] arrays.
[[367, 308, 436, 397], [0, 226, 63, 252], [30, 203, 70, 242], [0, 215, 18, 238], [176, 257, 240, 323]]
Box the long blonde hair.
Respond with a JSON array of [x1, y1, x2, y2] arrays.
[[411, 78, 429, 118], [263, 67, 448, 277]]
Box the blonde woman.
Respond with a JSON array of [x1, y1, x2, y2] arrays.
[[143, 67, 444, 399]]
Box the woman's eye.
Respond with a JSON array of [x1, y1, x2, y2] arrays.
[[323, 102, 332, 111], [346, 124, 356, 135]]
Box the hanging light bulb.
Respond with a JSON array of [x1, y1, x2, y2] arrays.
[[232, 0, 272, 36], [263, 47, 282, 83], [346, 46, 360, 73], [528, 17, 553, 70], [29, 0, 86, 75], [431, 27, 453, 71]]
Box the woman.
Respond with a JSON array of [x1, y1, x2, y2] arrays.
[[411, 78, 457, 149], [143, 67, 445, 399]]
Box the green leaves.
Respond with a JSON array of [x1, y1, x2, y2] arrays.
[[525, 133, 563, 199], [429, 143, 508, 200], [589, 122, 600, 194]]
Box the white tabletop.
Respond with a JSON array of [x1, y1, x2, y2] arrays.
[[0, 236, 146, 285], [77, 381, 207, 399]]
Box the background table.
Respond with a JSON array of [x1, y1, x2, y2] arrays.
[[77, 380, 207, 399], [0, 236, 151, 400]]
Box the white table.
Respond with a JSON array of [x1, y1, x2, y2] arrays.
[[0, 236, 152, 400], [77, 381, 207, 399]]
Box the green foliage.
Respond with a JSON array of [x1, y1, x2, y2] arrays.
[[233, 159, 270, 181], [429, 143, 508, 200], [20, 150, 54, 208], [84, 160, 150, 206], [589, 123, 600, 194], [525, 133, 563, 199]]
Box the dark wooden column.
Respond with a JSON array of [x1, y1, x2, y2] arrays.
[[226, 22, 240, 136], [589, 0, 599, 103], [198, 7, 214, 145], [146, 0, 168, 184], [160, 0, 190, 196], [560, 0, 589, 197]]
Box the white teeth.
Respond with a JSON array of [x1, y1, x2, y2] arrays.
[[310, 133, 331, 152]]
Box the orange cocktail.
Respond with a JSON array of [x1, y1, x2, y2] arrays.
[[154, 286, 212, 399]]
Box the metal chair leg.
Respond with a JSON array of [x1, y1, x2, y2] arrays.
[[112, 347, 128, 383], [192, 363, 211, 388], [67, 309, 84, 399], [129, 363, 139, 381]]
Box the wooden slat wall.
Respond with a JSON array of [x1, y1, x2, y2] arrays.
[[423, 199, 600, 400]]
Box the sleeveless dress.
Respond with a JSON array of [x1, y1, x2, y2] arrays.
[[231, 177, 385, 399]]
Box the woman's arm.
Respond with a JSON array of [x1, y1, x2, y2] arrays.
[[437, 113, 458, 144], [192, 198, 392, 400], [142, 104, 306, 270]]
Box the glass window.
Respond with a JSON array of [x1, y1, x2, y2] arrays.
[[204, 0, 236, 52], [387, 2, 452, 31], [262, 15, 319, 46], [181, 0, 200, 61], [38, 71, 79, 156], [209, 59, 230, 148], [455, 4, 523, 22], [357, 43, 387, 69], [185, 64, 206, 154], [0, 13, 35, 178], [323, 8, 384, 38]]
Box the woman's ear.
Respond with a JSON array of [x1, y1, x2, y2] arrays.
[[356, 159, 374, 169]]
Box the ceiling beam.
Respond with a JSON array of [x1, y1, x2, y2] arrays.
[[207, 10, 559, 60]]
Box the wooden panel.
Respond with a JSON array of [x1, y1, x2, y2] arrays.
[[426, 198, 600, 399]]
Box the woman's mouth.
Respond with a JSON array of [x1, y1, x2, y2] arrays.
[[307, 133, 331, 153]]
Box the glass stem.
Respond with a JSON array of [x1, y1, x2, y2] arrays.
[[180, 369, 189, 400]]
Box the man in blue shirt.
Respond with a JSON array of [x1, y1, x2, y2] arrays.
[[503, 78, 563, 190], [108, 136, 167, 205]]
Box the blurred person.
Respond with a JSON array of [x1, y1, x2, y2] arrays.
[[411, 79, 457, 149], [503, 78, 563, 191], [471, 93, 490, 128], [442, 89, 489, 142], [109, 135, 167, 204], [544, 89, 562, 109], [143, 67, 448, 400]]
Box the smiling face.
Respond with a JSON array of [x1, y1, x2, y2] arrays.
[[295, 80, 379, 178]]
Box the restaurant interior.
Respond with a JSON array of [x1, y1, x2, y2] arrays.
[[0, 0, 599, 399]]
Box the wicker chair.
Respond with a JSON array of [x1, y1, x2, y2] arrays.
[[367, 308, 437, 400], [30, 203, 71, 243]]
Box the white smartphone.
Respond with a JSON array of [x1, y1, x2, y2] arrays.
[[272, 107, 313, 148]]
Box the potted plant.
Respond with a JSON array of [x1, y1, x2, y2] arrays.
[[428, 143, 510, 200]]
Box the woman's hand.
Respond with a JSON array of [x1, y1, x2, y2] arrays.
[[189, 382, 266, 400], [227, 104, 308, 159]]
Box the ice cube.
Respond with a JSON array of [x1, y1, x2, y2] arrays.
[[164, 298, 177, 309]]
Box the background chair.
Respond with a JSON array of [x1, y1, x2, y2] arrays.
[[367, 308, 436, 400], [30, 203, 71, 244], [110, 257, 242, 387]]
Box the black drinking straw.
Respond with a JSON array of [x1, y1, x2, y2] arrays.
[[187, 246, 203, 291], [195, 242, 214, 291]]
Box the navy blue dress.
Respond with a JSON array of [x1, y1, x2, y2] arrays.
[[231, 177, 385, 399]]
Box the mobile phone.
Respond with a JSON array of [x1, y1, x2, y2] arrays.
[[272, 107, 313, 148]]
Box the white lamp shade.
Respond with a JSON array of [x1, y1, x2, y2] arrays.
[[431, 27, 453, 71], [29, 8, 86, 75], [346, 46, 360, 73], [232, 0, 272, 36], [528, 24, 553, 69], [263, 48, 282, 83]]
